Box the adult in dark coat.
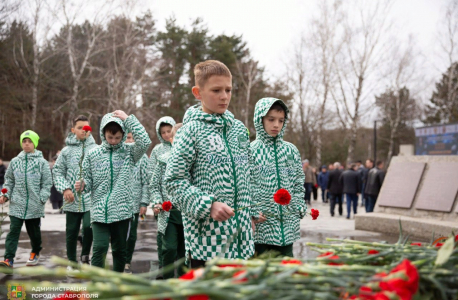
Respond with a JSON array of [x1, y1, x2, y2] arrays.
[[364, 161, 385, 212], [339, 164, 361, 219], [327, 162, 343, 216], [317, 165, 329, 203]]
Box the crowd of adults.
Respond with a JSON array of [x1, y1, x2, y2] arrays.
[[302, 159, 385, 219]]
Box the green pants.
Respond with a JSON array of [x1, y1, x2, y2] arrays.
[[91, 218, 131, 272], [162, 222, 186, 279], [66, 211, 92, 262], [4, 216, 42, 260], [125, 213, 139, 264], [255, 243, 294, 257]]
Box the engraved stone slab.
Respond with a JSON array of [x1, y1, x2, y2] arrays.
[[416, 162, 458, 212], [378, 162, 425, 208]]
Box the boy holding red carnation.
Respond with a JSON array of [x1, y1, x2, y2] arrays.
[[150, 123, 185, 278], [250, 98, 307, 257], [53, 115, 97, 268]]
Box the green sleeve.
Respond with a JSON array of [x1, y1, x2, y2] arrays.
[[52, 148, 71, 193], [150, 162, 164, 206], [140, 156, 150, 207], [3, 160, 15, 200], [40, 160, 53, 204], [290, 148, 307, 218], [82, 155, 93, 193], [124, 115, 152, 164], [249, 148, 260, 219]]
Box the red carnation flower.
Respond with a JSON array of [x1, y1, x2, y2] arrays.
[[410, 242, 422, 246], [162, 201, 172, 212], [389, 259, 419, 294], [368, 249, 379, 255], [1, 188, 7, 194], [82, 125, 92, 132], [187, 296, 209, 300], [281, 259, 302, 265], [311, 209, 319, 220], [435, 242, 444, 248], [218, 264, 244, 268], [455, 234, 458, 242], [180, 269, 196, 280], [318, 251, 334, 257], [274, 189, 291, 205], [232, 270, 248, 283], [374, 293, 390, 300]]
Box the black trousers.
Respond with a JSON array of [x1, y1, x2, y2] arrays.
[[329, 193, 343, 216]]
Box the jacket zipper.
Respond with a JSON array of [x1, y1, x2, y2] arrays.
[[274, 140, 285, 246], [222, 118, 241, 258], [105, 148, 114, 223], [23, 153, 29, 219]]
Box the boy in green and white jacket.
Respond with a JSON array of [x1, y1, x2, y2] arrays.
[[151, 123, 185, 278], [250, 98, 306, 257], [164, 60, 254, 268], [148, 116, 175, 272], [53, 115, 97, 267], [75, 110, 151, 272], [0, 130, 52, 268], [124, 132, 150, 274]]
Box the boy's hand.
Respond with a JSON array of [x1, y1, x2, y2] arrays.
[[112, 110, 128, 121], [140, 206, 147, 216], [254, 212, 267, 224], [74, 180, 85, 192], [63, 189, 75, 203], [0, 196, 6, 204], [153, 204, 161, 215], [211, 202, 235, 222]]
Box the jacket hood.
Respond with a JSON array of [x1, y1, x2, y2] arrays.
[[100, 113, 127, 149], [17, 149, 44, 159], [254, 98, 289, 143], [65, 132, 97, 147], [156, 116, 176, 145], [183, 104, 235, 129]]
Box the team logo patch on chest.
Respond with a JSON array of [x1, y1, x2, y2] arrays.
[[208, 135, 224, 151], [287, 154, 295, 165], [237, 134, 249, 149]]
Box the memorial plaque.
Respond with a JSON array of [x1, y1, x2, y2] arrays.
[[416, 162, 458, 212], [378, 162, 425, 208]]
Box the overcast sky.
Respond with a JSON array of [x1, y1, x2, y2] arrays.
[[146, 0, 449, 83]]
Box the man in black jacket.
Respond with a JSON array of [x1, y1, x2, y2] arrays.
[[327, 162, 343, 217], [364, 161, 385, 212], [0, 158, 6, 190], [340, 164, 361, 219]]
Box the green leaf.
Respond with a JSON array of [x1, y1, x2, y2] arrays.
[[434, 236, 455, 266]]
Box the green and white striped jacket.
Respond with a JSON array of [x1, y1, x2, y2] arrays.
[[3, 150, 52, 219], [150, 151, 171, 235], [53, 133, 97, 212], [251, 98, 307, 246], [164, 104, 254, 261], [82, 114, 151, 223], [131, 154, 150, 214]]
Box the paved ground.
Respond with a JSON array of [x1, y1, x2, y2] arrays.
[[0, 197, 412, 296]]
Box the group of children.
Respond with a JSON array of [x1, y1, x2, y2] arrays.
[[0, 60, 307, 276]]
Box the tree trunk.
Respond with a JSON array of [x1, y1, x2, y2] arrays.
[[31, 32, 39, 130]]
